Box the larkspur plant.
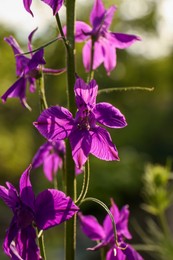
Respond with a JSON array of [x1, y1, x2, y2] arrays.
[[0, 0, 149, 259]]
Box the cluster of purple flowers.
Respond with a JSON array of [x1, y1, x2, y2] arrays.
[[0, 0, 144, 259]]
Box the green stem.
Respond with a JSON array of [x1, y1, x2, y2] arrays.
[[87, 38, 95, 82], [100, 247, 106, 260], [38, 69, 48, 111], [37, 229, 47, 260], [55, 13, 68, 49], [76, 159, 90, 205], [64, 1, 76, 260]]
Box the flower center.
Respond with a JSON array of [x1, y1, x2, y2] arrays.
[[15, 204, 34, 229], [77, 109, 91, 130]]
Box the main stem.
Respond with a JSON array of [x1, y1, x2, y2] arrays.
[[65, 1, 76, 260]]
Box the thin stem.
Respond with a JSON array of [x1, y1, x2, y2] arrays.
[[38, 68, 48, 111], [64, 1, 77, 260], [98, 86, 154, 95], [37, 229, 47, 260], [76, 159, 90, 205], [100, 247, 106, 260], [55, 13, 68, 49], [53, 173, 58, 189]]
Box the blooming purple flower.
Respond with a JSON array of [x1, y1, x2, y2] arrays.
[[0, 165, 79, 259], [78, 199, 143, 260], [33, 77, 127, 169], [23, 0, 64, 16], [32, 140, 65, 182], [74, 0, 141, 74], [1, 28, 65, 110]]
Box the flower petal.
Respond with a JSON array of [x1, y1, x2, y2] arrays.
[[101, 39, 116, 74], [102, 5, 117, 31], [28, 28, 38, 54], [23, 0, 34, 16], [95, 102, 127, 128], [74, 78, 98, 110], [26, 49, 46, 73], [74, 21, 92, 42], [0, 184, 18, 210], [124, 244, 144, 260], [82, 40, 104, 72], [108, 32, 141, 49], [41, 0, 64, 15], [69, 128, 92, 169], [90, 127, 119, 161], [43, 153, 60, 182], [9, 226, 41, 260], [118, 205, 132, 239], [19, 165, 35, 211], [4, 36, 30, 77], [3, 217, 19, 258], [35, 189, 79, 230], [1, 77, 31, 110], [32, 142, 51, 168], [106, 247, 126, 260], [78, 212, 105, 241], [33, 106, 74, 141], [90, 0, 105, 28]]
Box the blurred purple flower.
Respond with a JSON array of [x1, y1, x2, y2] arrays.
[[23, 0, 64, 16], [1, 28, 65, 110], [78, 199, 143, 260], [0, 165, 79, 259], [74, 0, 141, 74], [32, 140, 65, 182], [34, 78, 127, 169]]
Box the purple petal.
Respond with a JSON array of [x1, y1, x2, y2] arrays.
[[108, 32, 141, 49], [23, 0, 34, 16], [0, 184, 19, 210], [69, 128, 92, 169], [28, 77, 36, 93], [4, 36, 30, 77], [19, 165, 35, 211], [74, 21, 92, 42], [124, 244, 144, 260], [33, 106, 74, 141], [32, 142, 51, 168], [10, 226, 41, 260], [43, 153, 60, 182], [26, 49, 46, 74], [3, 217, 19, 258], [1, 77, 31, 110], [106, 247, 126, 260], [78, 212, 105, 241], [35, 189, 79, 230], [117, 205, 132, 239], [95, 102, 127, 128], [101, 39, 116, 74], [90, 0, 105, 28], [41, 0, 64, 15], [90, 127, 119, 161], [28, 28, 38, 54], [102, 5, 117, 31], [74, 78, 98, 110], [82, 40, 104, 72]]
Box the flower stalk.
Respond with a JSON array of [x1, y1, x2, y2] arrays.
[[64, 1, 77, 260]]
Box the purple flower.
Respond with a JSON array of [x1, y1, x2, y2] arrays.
[[0, 165, 79, 259], [78, 199, 143, 260], [23, 0, 64, 16], [34, 78, 127, 169], [1, 28, 65, 110], [74, 0, 141, 74], [32, 140, 65, 182]]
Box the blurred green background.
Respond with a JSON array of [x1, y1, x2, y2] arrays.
[[0, 0, 173, 259]]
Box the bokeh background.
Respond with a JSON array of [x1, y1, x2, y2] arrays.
[[0, 0, 173, 259]]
